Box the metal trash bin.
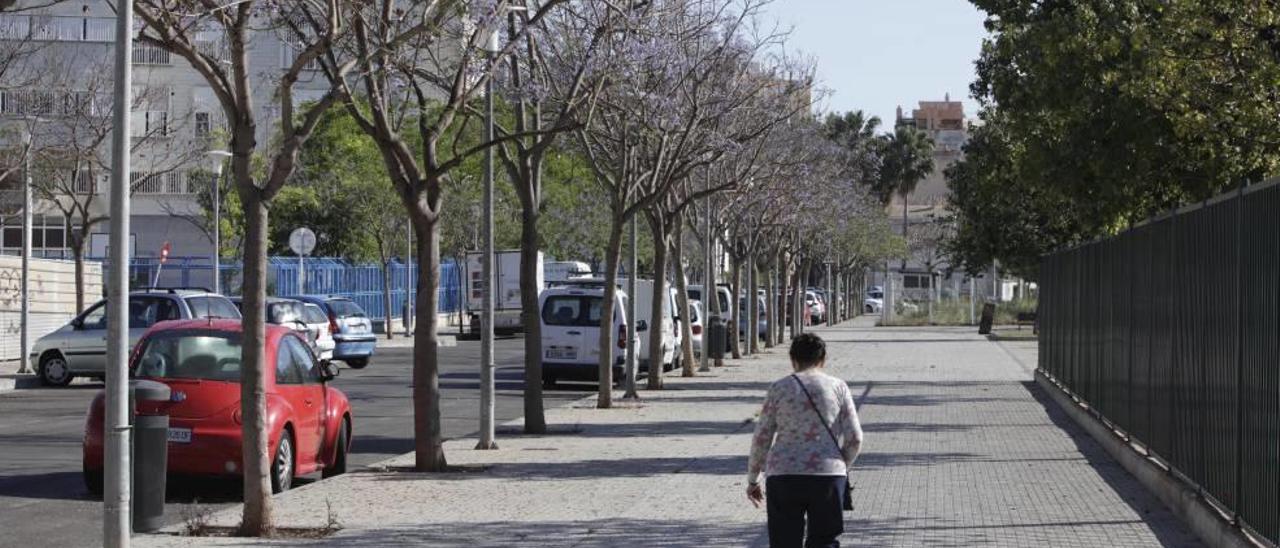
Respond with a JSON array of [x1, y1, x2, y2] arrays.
[[978, 303, 995, 335], [131, 379, 171, 533], [708, 316, 728, 360]]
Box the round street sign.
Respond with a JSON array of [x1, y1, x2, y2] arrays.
[[289, 227, 317, 256]]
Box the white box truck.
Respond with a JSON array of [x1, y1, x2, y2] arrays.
[[467, 250, 543, 333], [544, 261, 592, 286]]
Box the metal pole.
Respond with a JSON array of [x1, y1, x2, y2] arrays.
[[477, 43, 496, 449], [882, 262, 891, 325], [105, 3, 133, 545], [212, 167, 220, 294], [298, 255, 304, 294], [404, 221, 412, 336], [624, 217, 638, 397], [699, 189, 711, 372], [969, 275, 976, 325], [18, 129, 31, 374], [826, 262, 834, 327]]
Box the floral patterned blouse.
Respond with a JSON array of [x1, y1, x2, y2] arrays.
[[747, 370, 863, 484]]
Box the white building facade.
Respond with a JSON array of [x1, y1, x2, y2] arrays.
[[0, 0, 332, 265]]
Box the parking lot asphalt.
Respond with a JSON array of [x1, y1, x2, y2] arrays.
[[0, 333, 587, 548]]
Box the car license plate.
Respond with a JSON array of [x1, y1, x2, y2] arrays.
[[547, 347, 576, 360], [168, 428, 192, 444]]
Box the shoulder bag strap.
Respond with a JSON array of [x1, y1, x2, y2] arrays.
[[791, 374, 842, 455]]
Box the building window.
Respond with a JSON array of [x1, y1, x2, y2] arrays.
[[195, 112, 211, 138], [131, 171, 190, 195], [132, 43, 172, 65], [72, 170, 96, 194], [0, 14, 31, 39], [903, 274, 932, 289], [0, 215, 69, 258], [0, 14, 114, 42], [0, 89, 103, 117], [131, 111, 170, 138]]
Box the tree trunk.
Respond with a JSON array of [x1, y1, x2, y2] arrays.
[[412, 217, 447, 472], [596, 218, 625, 409], [519, 206, 546, 433], [762, 253, 773, 345], [748, 251, 759, 354], [780, 255, 790, 341], [71, 235, 86, 314], [672, 224, 696, 377], [729, 252, 742, 359], [238, 192, 273, 536], [382, 260, 395, 340], [646, 217, 667, 390], [788, 258, 798, 335]]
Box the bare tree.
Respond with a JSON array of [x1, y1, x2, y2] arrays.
[[491, 0, 617, 433], [572, 0, 809, 398], [0, 2, 53, 221], [134, 1, 352, 535], [25, 51, 198, 313], [325, 0, 570, 471]]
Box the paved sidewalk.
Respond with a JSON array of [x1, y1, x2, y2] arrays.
[[136, 318, 1200, 547], [0, 358, 38, 394]]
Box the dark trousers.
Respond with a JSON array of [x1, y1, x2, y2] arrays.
[[765, 475, 846, 548]]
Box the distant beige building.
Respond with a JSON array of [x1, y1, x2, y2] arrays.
[[880, 95, 972, 300], [889, 94, 968, 221]]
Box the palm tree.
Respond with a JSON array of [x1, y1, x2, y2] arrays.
[[822, 110, 883, 191], [879, 125, 935, 242]]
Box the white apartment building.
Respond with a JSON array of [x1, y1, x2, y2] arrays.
[[0, 1, 332, 265]]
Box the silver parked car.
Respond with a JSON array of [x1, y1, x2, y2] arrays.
[[302, 303, 336, 361], [30, 289, 241, 386]]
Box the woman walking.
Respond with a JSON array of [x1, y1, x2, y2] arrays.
[[746, 333, 863, 548]]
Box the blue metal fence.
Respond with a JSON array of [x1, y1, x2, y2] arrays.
[[117, 256, 464, 317]]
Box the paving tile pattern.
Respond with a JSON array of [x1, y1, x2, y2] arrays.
[[133, 318, 1201, 547]]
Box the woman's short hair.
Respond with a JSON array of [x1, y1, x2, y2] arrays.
[[789, 333, 826, 368]]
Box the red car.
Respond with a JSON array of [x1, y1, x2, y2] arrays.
[[83, 319, 353, 494]]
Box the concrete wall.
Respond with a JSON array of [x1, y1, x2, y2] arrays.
[[0, 256, 102, 361]]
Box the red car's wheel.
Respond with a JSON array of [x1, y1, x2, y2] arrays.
[[271, 431, 294, 494], [84, 466, 103, 497], [322, 420, 349, 479]]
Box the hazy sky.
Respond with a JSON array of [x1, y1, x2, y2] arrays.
[[763, 0, 989, 125]]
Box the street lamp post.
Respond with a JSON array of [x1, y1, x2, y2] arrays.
[[105, 3, 134, 546], [18, 128, 32, 375], [207, 151, 231, 295], [476, 22, 499, 451]]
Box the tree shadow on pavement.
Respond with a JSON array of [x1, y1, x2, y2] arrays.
[[350, 434, 415, 458], [0, 471, 92, 501], [565, 419, 754, 439], [660, 381, 772, 393], [368, 454, 749, 482], [258, 518, 773, 548]]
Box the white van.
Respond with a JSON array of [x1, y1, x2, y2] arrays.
[[539, 285, 636, 387], [624, 278, 682, 372], [687, 284, 732, 319], [554, 278, 680, 373]]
